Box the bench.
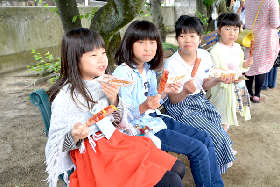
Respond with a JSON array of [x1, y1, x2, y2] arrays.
[[163, 31, 218, 54], [200, 30, 218, 52], [163, 47, 176, 58], [30, 89, 72, 186], [30, 49, 181, 184]]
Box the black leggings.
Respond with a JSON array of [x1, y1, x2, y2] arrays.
[[245, 73, 266, 98], [154, 160, 186, 187]]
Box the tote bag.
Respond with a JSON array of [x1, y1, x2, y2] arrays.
[[236, 29, 254, 47], [236, 0, 264, 47]]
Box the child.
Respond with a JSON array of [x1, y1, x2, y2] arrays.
[[163, 15, 236, 174], [209, 13, 253, 132], [113, 20, 224, 186], [45, 28, 186, 187]]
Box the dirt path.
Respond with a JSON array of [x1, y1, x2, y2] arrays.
[[0, 68, 279, 187]]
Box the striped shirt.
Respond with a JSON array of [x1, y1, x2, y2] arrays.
[[244, 0, 280, 76]]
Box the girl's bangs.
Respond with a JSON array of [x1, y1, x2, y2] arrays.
[[83, 35, 105, 53], [220, 14, 242, 28], [132, 24, 159, 42]]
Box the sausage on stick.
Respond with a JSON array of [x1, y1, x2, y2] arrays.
[[75, 105, 117, 132], [86, 105, 117, 126], [190, 58, 206, 94], [158, 67, 169, 94], [249, 39, 255, 58], [191, 58, 201, 78]]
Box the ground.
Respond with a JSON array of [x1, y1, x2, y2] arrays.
[[0, 66, 280, 187]]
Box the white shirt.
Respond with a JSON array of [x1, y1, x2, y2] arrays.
[[140, 67, 155, 117], [140, 68, 149, 99], [164, 49, 213, 95]]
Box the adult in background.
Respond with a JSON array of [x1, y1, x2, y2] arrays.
[[262, 65, 279, 90], [244, 0, 280, 103], [262, 26, 280, 90], [215, 0, 235, 30], [233, 0, 246, 27], [217, 0, 235, 15]]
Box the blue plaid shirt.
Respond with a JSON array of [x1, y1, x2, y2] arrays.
[[113, 63, 167, 134]]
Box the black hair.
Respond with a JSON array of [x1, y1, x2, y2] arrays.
[[114, 20, 163, 70], [217, 13, 242, 29], [48, 28, 106, 109], [175, 15, 204, 39]]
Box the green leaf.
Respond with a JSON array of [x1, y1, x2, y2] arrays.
[[72, 16, 77, 23], [43, 4, 49, 10]]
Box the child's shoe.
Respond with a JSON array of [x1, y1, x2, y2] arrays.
[[228, 162, 233, 168], [252, 96, 260, 103], [231, 148, 237, 155]]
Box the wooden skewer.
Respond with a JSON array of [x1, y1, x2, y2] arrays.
[[192, 77, 206, 95]]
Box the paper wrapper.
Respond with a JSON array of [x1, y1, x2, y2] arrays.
[[97, 74, 134, 87], [209, 68, 248, 80], [238, 74, 249, 80], [167, 73, 188, 84]]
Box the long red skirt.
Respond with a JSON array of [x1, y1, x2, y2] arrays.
[[69, 129, 176, 187]]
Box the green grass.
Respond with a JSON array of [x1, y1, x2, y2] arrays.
[[163, 42, 179, 51]]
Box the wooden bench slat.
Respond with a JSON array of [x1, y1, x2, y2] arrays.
[[163, 49, 175, 58], [202, 42, 216, 51], [202, 30, 217, 38], [201, 30, 218, 52], [201, 37, 217, 45]]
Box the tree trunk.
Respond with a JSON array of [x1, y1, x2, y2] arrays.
[[106, 31, 121, 72], [90, 0, 145, 67], [56, 0, 82, 33], [196, 0, 215, 32], [196, 0, 207, 16], [205, 6, 215, 32], [150, 0, 166, 42]]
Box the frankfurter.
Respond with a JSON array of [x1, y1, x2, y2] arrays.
[[85, 105, 117, 126], [158, 67, 169, 94], [250, 39, 255, 58], [191, 58, 201, 78]]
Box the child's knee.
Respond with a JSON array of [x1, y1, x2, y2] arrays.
[[170, 160, 186, 180]]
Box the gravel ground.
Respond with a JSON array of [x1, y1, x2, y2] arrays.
[[1, 67, 280, 187]]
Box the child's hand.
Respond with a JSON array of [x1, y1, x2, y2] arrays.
[[182, 79, 197, 95], [230, 0, 235, 6], [233, 79, 243, 84], [218, 76, 235, 84], [243, 57, 253, 68], [71, 122, 89, 144], [143, 95, 161, 110], [240, 0, 245, 7], [102, 81, 120, 106], [163, 82, 181, 94]]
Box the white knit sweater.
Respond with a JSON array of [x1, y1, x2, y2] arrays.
[[45, 79, 133, 187]]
